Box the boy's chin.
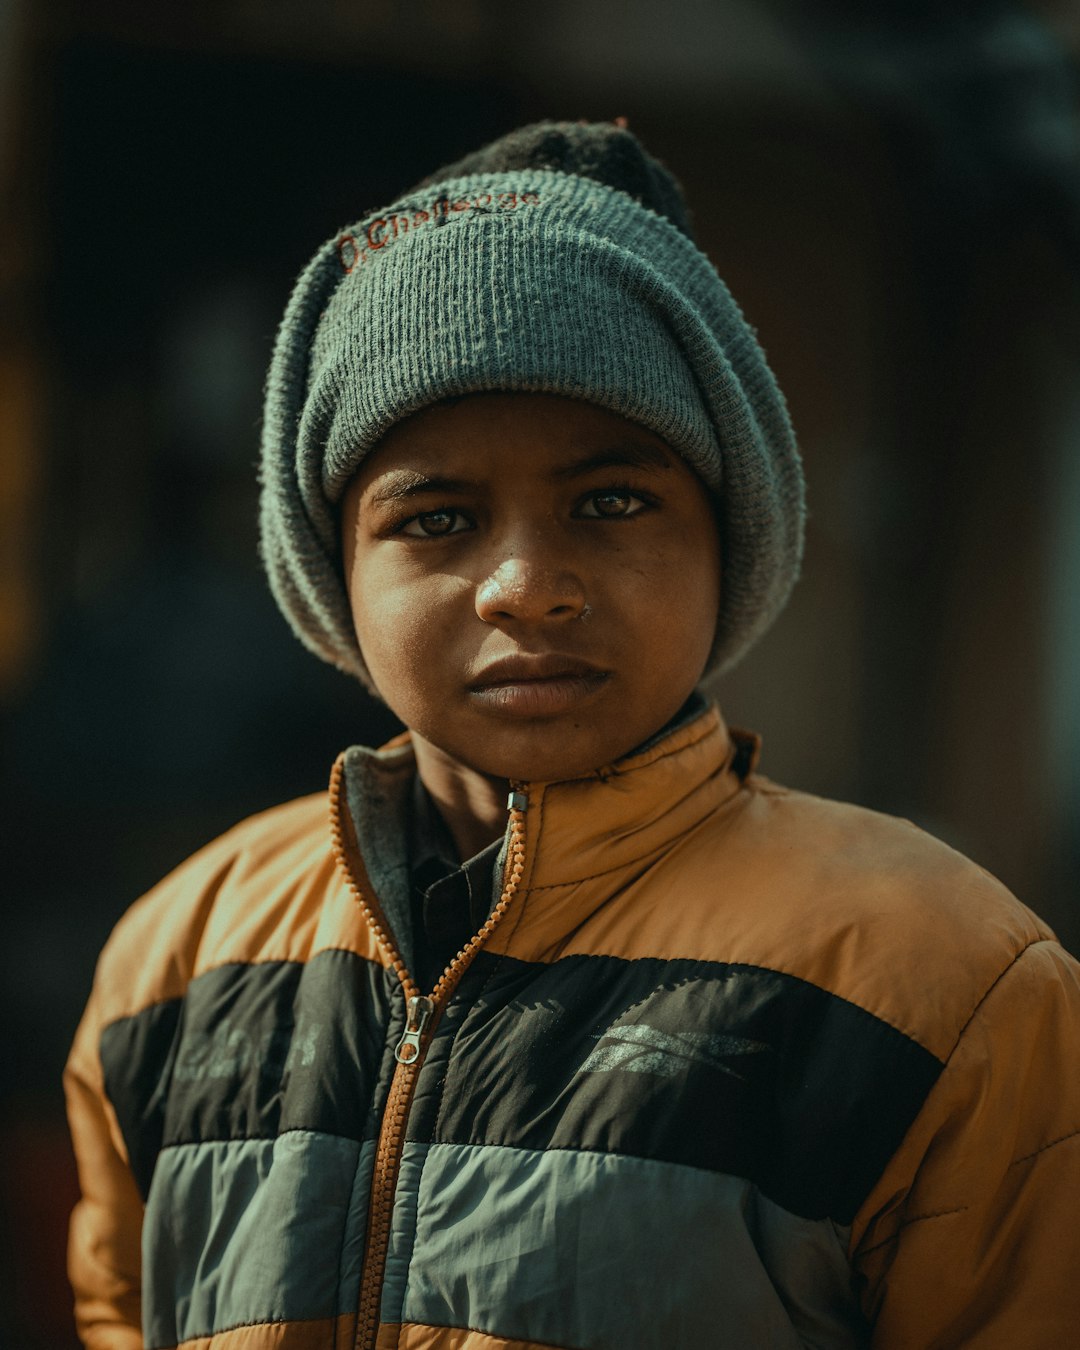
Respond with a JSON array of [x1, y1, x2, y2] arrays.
[[424, 726, 659, 787]]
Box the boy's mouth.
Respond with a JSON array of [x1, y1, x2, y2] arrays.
[[467, 654, 611, 717]]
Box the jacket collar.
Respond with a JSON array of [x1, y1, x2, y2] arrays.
[[339, 699, 758, 918], [511, 700, 757, 893]]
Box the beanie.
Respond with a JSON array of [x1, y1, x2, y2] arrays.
[[259, 121, 805, 689]]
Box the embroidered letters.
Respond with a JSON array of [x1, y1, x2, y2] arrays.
[[337, 190, 542, 273]]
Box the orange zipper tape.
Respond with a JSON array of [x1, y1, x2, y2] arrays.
[[327, 755, 529, 1350]]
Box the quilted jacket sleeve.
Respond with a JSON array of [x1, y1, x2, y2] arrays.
[[852, 938, 1080, 1347], [65, 978, 144, 1349]]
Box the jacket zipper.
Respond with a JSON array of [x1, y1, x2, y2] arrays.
[[395, 995, 434, 1064], [327, 757, 530, 1350]]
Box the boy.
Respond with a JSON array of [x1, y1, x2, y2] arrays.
[[66, 121, 1080, 1349]]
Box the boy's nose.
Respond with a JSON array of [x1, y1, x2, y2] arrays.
[[475, 557, 588, 626]]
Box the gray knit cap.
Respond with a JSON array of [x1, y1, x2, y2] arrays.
[[260, 155, 804, 689]]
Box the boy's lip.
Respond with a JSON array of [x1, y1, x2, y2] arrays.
[[467, 653, 612, 717], [467, 653, 609, 688]]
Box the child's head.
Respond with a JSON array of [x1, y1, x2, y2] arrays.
[[259, 120, 805, 776]]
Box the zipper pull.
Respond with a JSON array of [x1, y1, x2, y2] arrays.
[[395, 995, 434, 1065]]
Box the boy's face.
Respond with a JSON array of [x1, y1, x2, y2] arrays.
[[341, 392, 721, 784]]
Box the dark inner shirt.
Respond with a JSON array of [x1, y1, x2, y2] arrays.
[[407, 773, 502, 991]]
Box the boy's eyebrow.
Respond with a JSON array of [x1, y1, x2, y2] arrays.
[[364, 471, 478, 508], [363, 443, 673, 509], [551, 443, 674, 479]]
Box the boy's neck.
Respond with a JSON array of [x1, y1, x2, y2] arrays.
[[411, 735, 508, 862]]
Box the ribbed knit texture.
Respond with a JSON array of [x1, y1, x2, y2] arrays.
[[260, 167, 805, 689]]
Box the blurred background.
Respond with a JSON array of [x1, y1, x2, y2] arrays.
[[2, 0, 1078, 1344]]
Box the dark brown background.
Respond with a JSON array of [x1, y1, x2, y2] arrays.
[[2, 2, 1078, 1344]]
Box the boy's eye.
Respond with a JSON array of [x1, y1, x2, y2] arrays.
[[578, 489, 648, 519], [400, 509, 471, 537]]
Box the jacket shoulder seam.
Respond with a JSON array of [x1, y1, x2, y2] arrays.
[[944, 938, 1055, 1065], [1010, 1124, 1080, 1168]]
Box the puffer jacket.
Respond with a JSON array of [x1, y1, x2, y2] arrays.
[[65, 703, 1080, 1350]]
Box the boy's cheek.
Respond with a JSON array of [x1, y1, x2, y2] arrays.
[[351, 593, 470, 717]]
